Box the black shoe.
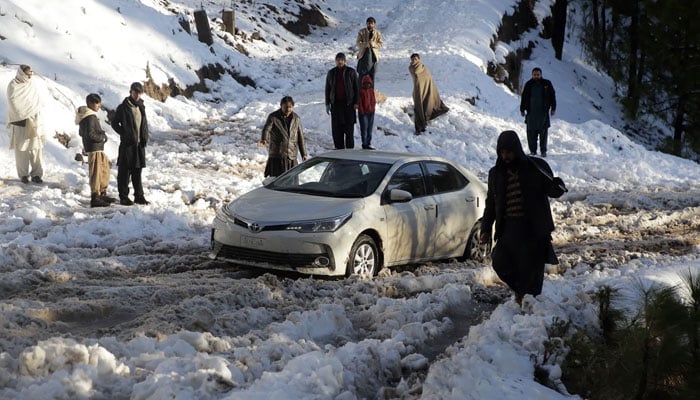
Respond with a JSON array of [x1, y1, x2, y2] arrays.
[[21, 176, 29, 184], [31, 176, 43, 183], [101, 193, 118, 204], [134, 197, 150, 205], [541, 152, 547, 158], [120, 197, 134, 206], [91, 194, 109, 208]]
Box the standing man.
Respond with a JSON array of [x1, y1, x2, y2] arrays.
[[520, 67, 556, 157], [258, 96, 308, 177], [325, 52, 359, 149], [480, 130, 566, 305], [76, 93, 113, 207], [6, 64, 45, 184], [111, 82, 149, 206], [409, 53, 449, 135], [356, 17, 383, 83]]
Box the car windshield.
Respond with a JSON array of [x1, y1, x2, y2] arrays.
[[267, 157, 392, 198]]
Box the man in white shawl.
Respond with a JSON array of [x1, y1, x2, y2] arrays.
[[6, 64, 45, 183]]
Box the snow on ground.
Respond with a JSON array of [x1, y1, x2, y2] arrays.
[[0, 0, 699, 399]]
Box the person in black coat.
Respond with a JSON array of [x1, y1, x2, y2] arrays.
[[76, 93, 114, 207], [325, 52, 359, 149], [520, 68, 556, 157], [111, 82, 149, 206], [480, 130, 567, 305]]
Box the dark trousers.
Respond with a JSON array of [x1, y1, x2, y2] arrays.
[[527, 128, 549, 155], [117, 165, 144, 200], [331, 104, 355, 149], [358, 113, 374, 148], [491, 219, 547, 297]]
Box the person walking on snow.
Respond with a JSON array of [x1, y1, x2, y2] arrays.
[[6, 64, 45, 184], [480, 130, 566, 305], [111, 82, 150, 206], [76, 93, 115, 208], [325, 52, 359, 149], [358, 75, 376, 150], [356, 17, 383, 83], [258, 96, 308, 177], [409, 54, 449, 135], [520, 67, 556, 157]]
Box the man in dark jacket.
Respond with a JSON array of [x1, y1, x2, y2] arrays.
[[325, 52, 359, 149], [480, 130, 567, 305], [520, 68, 556, 157], [258, 96, 308, 177], [111, 82, 149, 206], [76, 93, 114, 207]]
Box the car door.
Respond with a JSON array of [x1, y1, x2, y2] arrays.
[[423, 161, 475, 258], [382, 162, 436, 264]]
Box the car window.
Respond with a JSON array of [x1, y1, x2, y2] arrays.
[[423, 161, 469, 194], [269, 157, 391, 198], [386, 163, 426, 197]]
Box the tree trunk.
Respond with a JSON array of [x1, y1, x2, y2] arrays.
[[552, 0, 568, 60], [673, 98, 686, 156], [600, 0, 607, 58], [626, 2, 640, 116]]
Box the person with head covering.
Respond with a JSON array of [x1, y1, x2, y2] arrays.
[[520, 67, 557, 157], [480, 130, 567, 305], [325, 52, 359, 149], [409, 53, 449, 135], [110, 82, 149, 206], [356, 16, 383, 83], [6, 64, 45, 184], [76, 93, 115, 207], [258, 96, 308, 177]]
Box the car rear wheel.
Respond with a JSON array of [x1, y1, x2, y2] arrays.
[[465, 221, 491, 265], [347, 234, 378, 277]]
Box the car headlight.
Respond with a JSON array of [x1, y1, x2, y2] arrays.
[[286, 213, 352, 233]]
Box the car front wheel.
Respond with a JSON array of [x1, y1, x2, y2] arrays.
[[465, 221, 491, 265], [347, 234, 378, 277]]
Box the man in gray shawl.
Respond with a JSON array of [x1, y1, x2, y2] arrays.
[[6, 64, 45, 183], [520, 67, 557, 157], [409, 54, 449, 135]]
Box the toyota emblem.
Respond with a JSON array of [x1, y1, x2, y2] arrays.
[[248, 223, 263, 233]]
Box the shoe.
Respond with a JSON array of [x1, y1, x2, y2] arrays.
[[541, 152, 547, 158], [101, 192, 118, 204], [21, 176, 29, 184], [362, 145, 376, 150], [134, 197, 150, 205], [90, 193, 109, 208], [31, 176, 43, 183], [529, 152, 536, 156], [120, 197, 134, 206]]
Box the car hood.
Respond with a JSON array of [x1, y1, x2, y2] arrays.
[[227, 187, 362, 222]]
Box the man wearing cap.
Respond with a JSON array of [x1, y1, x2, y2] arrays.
[[356, 17, 383, 83], [111, 82, 150, 206], [325, 52, 359, 149]]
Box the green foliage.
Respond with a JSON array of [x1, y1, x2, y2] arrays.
[[561, 270, 700, 399]]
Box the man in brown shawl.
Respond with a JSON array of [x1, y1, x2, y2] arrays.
[[258, 96, 307, 177], [409, 54, 449, 134]]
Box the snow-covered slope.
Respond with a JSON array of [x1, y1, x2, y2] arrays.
[[0, 1, 698, 399]]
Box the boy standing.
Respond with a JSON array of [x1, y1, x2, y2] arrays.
[[76, 93, 113, 207]]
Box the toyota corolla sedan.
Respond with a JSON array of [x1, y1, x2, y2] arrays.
[[210, 150, 490, 277]]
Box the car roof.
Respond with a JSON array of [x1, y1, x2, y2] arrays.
[[315, 149, 451, 165]]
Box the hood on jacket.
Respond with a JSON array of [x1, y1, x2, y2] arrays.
[[495, 130, 527, 167], [361, 75, 373, 88], [75, 106, 97, 125]]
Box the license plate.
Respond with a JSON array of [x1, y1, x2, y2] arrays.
[[241, 235, 265, 248]]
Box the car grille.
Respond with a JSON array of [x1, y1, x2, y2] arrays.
[[234, 217, 289, 232], [216, 244, 331, 269]]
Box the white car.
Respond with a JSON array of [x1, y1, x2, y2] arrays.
[[210, 150, 490, 277]]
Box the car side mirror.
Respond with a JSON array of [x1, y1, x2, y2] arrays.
[[389, 189, 413, 203]]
